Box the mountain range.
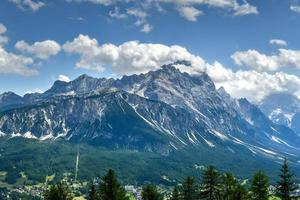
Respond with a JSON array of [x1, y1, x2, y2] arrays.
[[259, 92, 300, 134], [1, 61, 300, 182]]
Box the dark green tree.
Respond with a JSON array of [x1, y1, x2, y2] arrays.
[[250, 170, 269, 200], [276, 158, 297, 200], [141, 184, 163, 200], [88, 184, 99, 200], [171, 186, 181, 200], [220, 173, 237, 200], [219, 172, 247, 200], [199, 166, 221, 200], [232, 183, 247, 200], [99, 169, 129, 200], [44, 182, 71, 200], [181, 176, 197, 200]]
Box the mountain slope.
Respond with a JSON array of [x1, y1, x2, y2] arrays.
[[1, 62, 300, 169]]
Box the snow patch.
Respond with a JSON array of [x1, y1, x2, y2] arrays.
[[211, 129, 228, 141], [198, 134, 215, 148], [257, 147, 277, 156], [187, 132, 196, 144], [39, 134, 54, 141], [23, 131, 38, 139], [170, 142, 178, 150], [11, 133, 22, 137], [0, 131, 6, 137]]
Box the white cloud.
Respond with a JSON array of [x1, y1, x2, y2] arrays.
[[63, 34, 206, 74], [178, 6, 202, 21], [231, 49, 300, 71], [25, 88, 43, 94], [66, 0, 258, 34], [0, 23, 38, 76], [126, 7, 153, 32], [0, 24, 7, 34], [126, 7, 148, 18], [233, 2, 258, 16], [66, 0, 114, 6], [109, 7, 127, 19], [69, 17, 85, 21], [0, 46, 38, 76], [9, 0, 45, 11], [62, 34, 300, 102], [270, 39, 287, 47], [15, 40, 61, 59], [140, 23, 153, 33], [158, 0, 258, 16], [0, 24, 8, 46], [0, 36, 9, 46], [58, 74, 71, 82], [231, 50, 278, 71], [207, 61, 300, 102], [290, 5, 300, 13]]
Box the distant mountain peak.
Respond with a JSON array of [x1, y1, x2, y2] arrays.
[[73, 74, 95, 82], [0, 91, 19, 97], [161, 64, 180, 72], [259, 91, 300, 133], [218, 86, 229, 97]]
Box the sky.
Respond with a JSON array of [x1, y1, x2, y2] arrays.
[[0, 0, 300, 102]]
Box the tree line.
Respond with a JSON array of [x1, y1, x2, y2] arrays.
[[44, 158, 298, 200]]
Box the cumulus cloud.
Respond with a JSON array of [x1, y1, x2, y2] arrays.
[[231, 50, 278, 71], [270, 39, 287, 47], [15, 40, 61, 59], [178, 6, 202, 21], [0, 46, 38, 76], [207, 61, 300, 102], [9, 0, 45, 11], [63, 34, 206, 74], [58, 74, 71, 82], [62, 34, 300, 102], [231, 49, 300, 71], [0, 23, 37, 76], [290, 5, 300, 13]]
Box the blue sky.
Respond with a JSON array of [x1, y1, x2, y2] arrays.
[[0, 0, 300, 102]]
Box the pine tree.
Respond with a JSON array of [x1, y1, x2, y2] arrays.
[[250, 170, 269, 200], [141, 184, 163, 200], [88, 184, 99, 200], [276, 158, 297, 200], [171, 186, 180, 200], [99, 169, 129, 200], [44, 182, 71, 200], [219, 172, 247, 200], [181, 176, 197, 200], [199, 166, 221, 200], [232, 183, 247, 200], [220, 173, 237, 200]]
